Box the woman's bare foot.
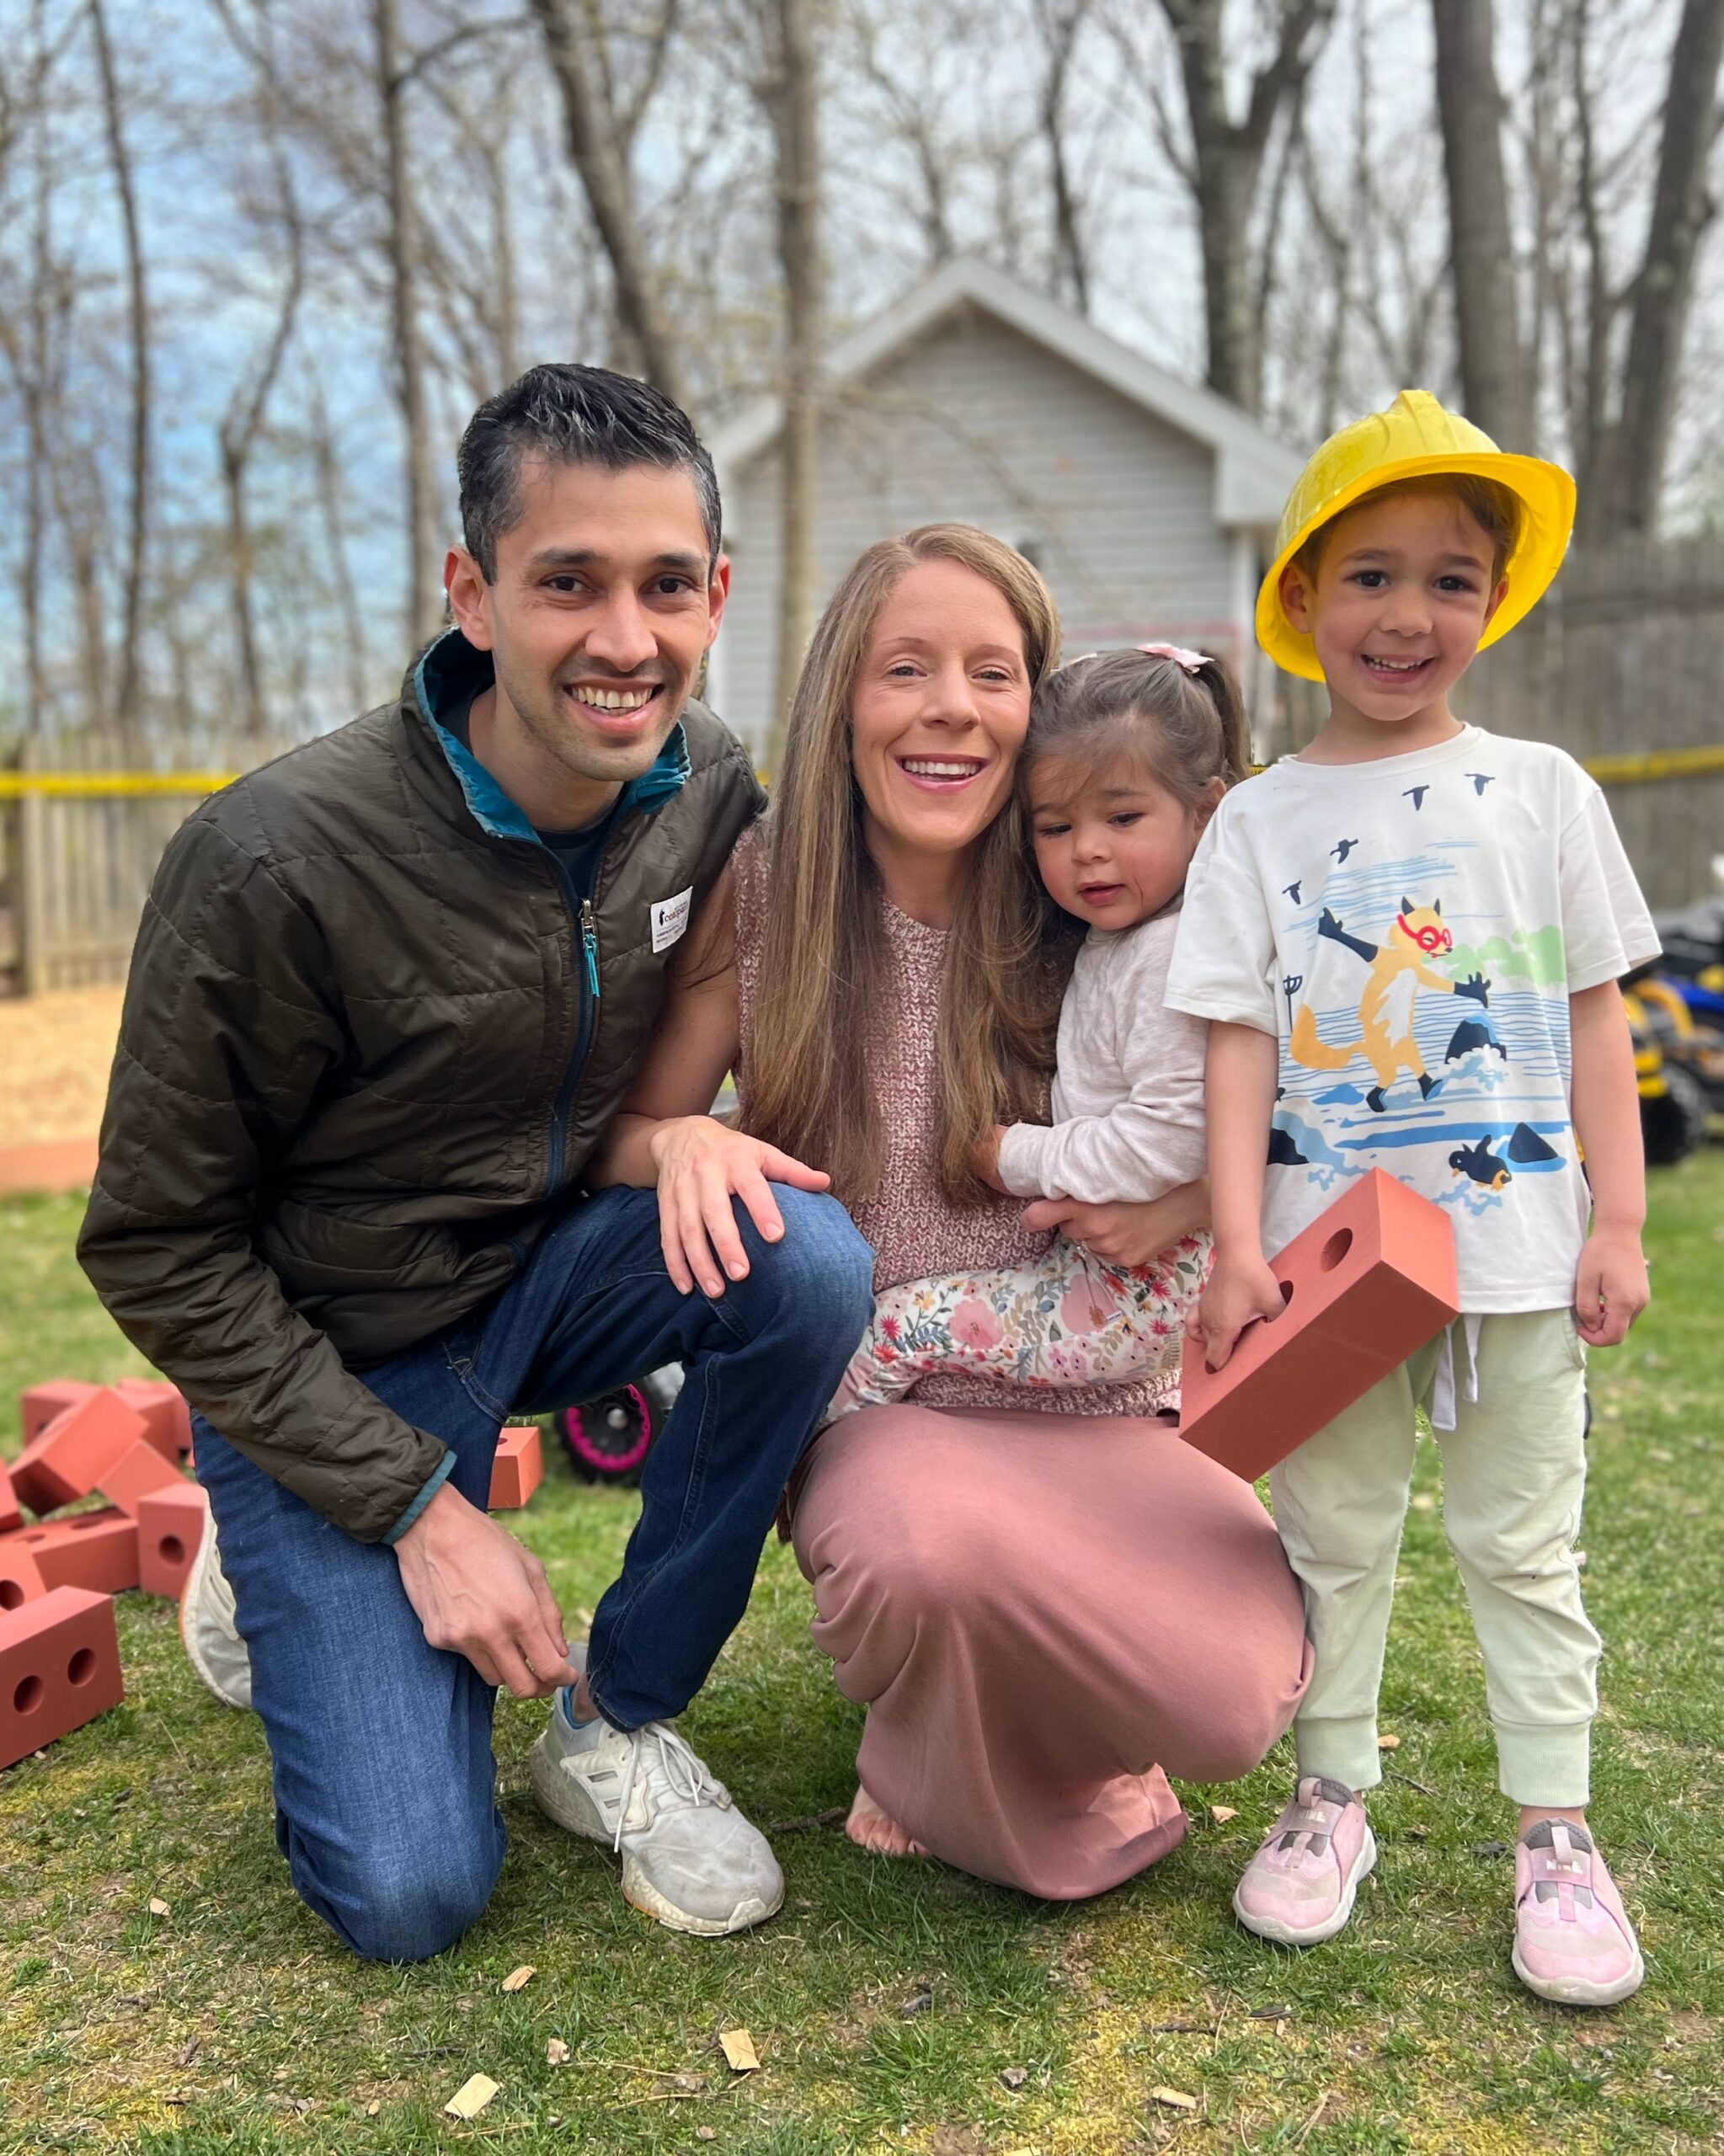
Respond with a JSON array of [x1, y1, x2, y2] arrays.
[[846, 1784, 926, 1858]]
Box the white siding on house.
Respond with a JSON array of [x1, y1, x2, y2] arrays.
[[716, 306, 1248, 760]]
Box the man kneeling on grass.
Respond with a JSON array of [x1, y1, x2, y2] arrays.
[[78, 365, 873, 1961]]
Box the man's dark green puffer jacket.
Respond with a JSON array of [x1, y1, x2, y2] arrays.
[[78, 629, 765, 1543]]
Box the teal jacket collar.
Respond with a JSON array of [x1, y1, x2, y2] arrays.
[[412, 626, 691, 843]]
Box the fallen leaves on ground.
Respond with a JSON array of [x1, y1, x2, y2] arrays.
[[545, 2038, 570, 2067], [1209, 1804, 1237, 1822], [444, 2073, 499, 2120], [718, 2029, 760, 2073], [147, 1897, 170, 1918]]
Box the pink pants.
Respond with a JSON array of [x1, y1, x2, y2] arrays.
[[791, 1403, 1312, 1899]]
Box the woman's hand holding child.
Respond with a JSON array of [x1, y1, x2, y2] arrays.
[[1022, 1178, 1209, 1267]]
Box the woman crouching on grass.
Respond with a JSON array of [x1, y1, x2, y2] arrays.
[[587, 525, 1311, 1893]]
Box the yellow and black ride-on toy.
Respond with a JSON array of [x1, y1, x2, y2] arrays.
[[1624, 967, 1711, 1166]]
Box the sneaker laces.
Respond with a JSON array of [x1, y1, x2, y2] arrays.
[[608, 1722, 727, 1853]]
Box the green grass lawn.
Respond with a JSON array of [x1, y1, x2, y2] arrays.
[[3, 1156, 1722, 2155]]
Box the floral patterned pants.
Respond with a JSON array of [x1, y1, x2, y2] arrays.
[[827, 1232, 1212, 1424]]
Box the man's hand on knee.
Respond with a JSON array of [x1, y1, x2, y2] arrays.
[[393, 1483, 578, 1699]]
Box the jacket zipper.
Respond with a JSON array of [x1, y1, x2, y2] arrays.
[[543, 861, 602, 1196]]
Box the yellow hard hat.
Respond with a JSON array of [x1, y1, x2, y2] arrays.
[[1256, 389, 1577, 680]]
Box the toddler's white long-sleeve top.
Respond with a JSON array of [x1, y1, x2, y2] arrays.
[[995, 903, 1209, 1206]]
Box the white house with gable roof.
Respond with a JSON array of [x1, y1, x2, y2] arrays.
[[707, 257, 1303, 762]]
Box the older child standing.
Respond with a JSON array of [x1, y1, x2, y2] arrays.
[[1166, 392, 1657, 2006]]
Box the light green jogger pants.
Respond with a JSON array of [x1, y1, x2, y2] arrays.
[[1268, 1309, 1599, 1806]]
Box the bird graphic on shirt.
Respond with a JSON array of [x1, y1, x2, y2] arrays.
[[1465, 772, 1496, 795], [1449, 1135, 1513, 1190], [1332, 838, 1360, 863], [1404, 786, 1429, 811], [1283, 880, 1303, 905]]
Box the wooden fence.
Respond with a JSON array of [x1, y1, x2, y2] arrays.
[[1261, 536, 1724, 910], [0, 728, 295, 998]]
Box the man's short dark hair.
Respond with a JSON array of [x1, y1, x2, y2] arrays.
[[457, 364, 723, 581]]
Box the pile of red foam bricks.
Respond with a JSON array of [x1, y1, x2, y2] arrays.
[[1, 1379, 202, 1774], [0, 1385, 550, 1777]]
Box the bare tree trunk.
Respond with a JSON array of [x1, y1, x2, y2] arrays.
[[1038, 0, 1092, 312], [309, 377, 372, 718], [1608, 0, 1724, 530], [763, 0, 822, 772], [529, 0, 687, 405], [1155, 0, 1337, 413], [21, 0, 51, 742], [54, 468, 111, 728], [483, 130, 521, 388], [215, 8, 307, 739], [90, 0, 149, 749], [221, 225, 304, 736], [1565, 0, 1614, 510], [1431, 0, 1534, 446], [374, 0, 445, 648]]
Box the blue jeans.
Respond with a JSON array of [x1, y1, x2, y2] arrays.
[[194, 1184, 873, 1964]]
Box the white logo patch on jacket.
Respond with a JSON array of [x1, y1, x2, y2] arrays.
[[650, 886, 693, 954]]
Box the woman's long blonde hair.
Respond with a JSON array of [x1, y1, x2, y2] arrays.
[[747, 525, 1069, 1207]]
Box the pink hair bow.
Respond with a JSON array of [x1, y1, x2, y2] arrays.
[[1137, 641, 1211, 674]]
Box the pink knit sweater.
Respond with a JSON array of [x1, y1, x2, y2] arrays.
[[732, 825, 1166, 1418]]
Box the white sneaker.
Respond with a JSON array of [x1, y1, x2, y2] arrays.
[[530, 1686, 784, 1935], [179, 1514, 254, 1710]]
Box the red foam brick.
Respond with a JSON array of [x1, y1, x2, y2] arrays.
[[95, 1439, 184, 1520], [7, 1508, 140, 1595], [488, 1425, 544, 1511], [114, 1379, 193, 1461], [137, 1483, 210, 1598], [0, 1586, 125, 1771], [0, 1460, 20, 1537], [13, 1389, 151, 1516], [0, 1534, 47, 1612], [1178, 1169, 1460, 1483], [19, 1380, 97, 1448]]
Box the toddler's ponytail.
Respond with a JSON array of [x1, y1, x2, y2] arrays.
[[1027, 642, 1252, 809]]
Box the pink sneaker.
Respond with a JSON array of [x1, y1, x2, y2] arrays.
[[1233, 1776, 1377, 1945], [1513, 1820, 1645, 2006]]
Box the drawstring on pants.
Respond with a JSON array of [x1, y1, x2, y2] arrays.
[[1429, 1312, 1486, 1432]]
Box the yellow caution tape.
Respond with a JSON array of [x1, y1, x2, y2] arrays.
[[1577, 744, 1724, 783], [3, 743, 1724, 798], [0, 771, 240, 798]]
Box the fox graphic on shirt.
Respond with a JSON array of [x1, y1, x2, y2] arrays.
[[1289, 898, 1491, 1113]]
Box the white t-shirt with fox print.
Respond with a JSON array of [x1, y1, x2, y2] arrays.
[[1163, 725, 1658, 1312]]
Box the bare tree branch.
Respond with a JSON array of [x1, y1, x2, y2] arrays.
[[89, 0, 150, 745], [530, 0, 687, 402]]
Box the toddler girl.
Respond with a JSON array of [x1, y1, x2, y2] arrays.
[[828, 643, 1248, 1420]]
